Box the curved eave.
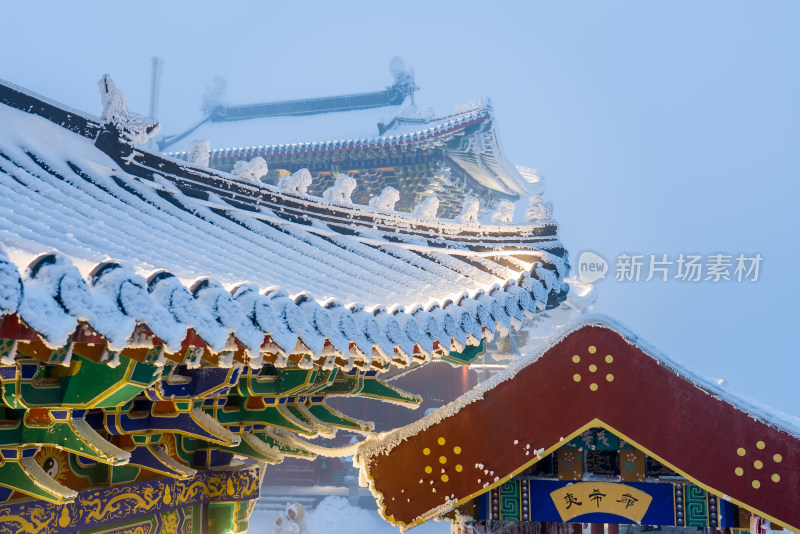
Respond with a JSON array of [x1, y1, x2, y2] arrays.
[[0, 78, 571, 373], [0, 256, 568, 370], [170, 110, 491, 162]]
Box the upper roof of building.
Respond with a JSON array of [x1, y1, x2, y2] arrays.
[[159, 60, 536, 198], [0, 76, 569, 368]]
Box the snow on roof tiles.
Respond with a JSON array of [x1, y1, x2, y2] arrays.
[[0, 80, 569, 367]]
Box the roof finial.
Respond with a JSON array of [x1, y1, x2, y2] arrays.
[[278, 169, 313, 195], [389, 56, 417, 106], [492, 200, 516, 224], [231, 157, 268, 185], [187, 140, 210, 168], [458, 195, 480, 223], [322, 173, 357, 205], [369, 186, 400, 211], [98, 74, 160, 146], [525, 195, 553, 221], [413, 194, 439, 219]]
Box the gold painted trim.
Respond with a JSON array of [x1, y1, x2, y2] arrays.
[[372, 418, 799, 532]]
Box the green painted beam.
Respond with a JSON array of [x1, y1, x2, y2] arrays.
[[60, 355, 163, 408], [0, 457, 78, 504], [359, 377, 422, 407], [306, 402, 374, 433], [22, 413, 129, 465], [442, 339, 486, 366], [260, 429, 316, 459], [238, 400, 316, 435], [215, 433, 284, 463]]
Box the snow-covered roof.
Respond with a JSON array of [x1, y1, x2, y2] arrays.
[[163, 100, 535, 198], [0, 79, 569, 368]]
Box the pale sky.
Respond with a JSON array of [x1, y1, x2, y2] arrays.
[[2, 1, 799, 416]]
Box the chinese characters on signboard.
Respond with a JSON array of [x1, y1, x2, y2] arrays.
[[550, 482, 652, 522]]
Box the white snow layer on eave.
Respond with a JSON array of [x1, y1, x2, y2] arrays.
[[0, 102, 567, 355], [356, 314, 800, 465]]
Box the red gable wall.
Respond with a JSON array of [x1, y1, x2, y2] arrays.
[[362, 324, 800, 530]]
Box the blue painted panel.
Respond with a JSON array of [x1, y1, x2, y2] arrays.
[[528, 480, 676, 525]]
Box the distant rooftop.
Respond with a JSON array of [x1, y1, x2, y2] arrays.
[[158, 57, 418, 152], [157, 59, 539, 218]]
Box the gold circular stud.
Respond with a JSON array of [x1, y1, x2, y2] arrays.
[[754, 460, 763, 470], [573, 374, 582, 383], [774, 454, 783, 463], [757, 441, 766, 450], [455, 464, 463, 472], [438, 437, 446, 446], [572, 355, 581, 363], [425, 466, 432, 474], [590, 383, 599, 392], [441, 474, 449, 483], [453, 446, 461, 455], [752, 480, 761, 489], [423, 448, 430, 456], [606, 374, 614, 382], [735, 467, 744, 476], [439, 456, 447, 464], [737, 448, 746, 456], [588, 346, 597, 354], [589, 364, 598, 373], [772, 473, 780, 483], [605, 355, 614, 363]]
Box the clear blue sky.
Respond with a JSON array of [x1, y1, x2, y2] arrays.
[[2, 1, 799, 415]]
